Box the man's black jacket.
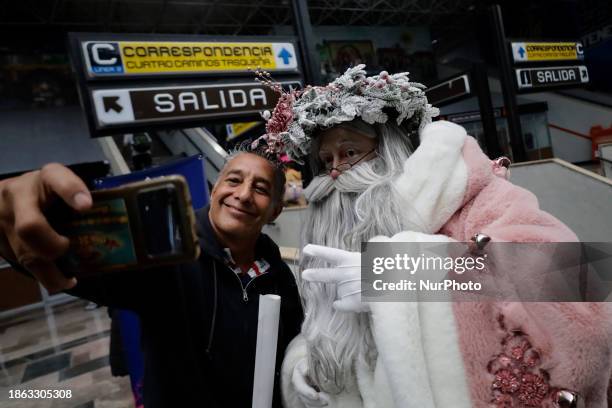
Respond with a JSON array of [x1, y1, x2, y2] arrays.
[[66, 207, 304, 407]]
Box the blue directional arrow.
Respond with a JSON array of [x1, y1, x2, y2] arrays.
[[518, 46, 526, 59], [278, 48, 293, 65]]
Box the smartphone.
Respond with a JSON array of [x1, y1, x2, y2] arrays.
[[50, 176, 200, 276]]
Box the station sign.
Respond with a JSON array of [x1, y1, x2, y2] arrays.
[[67, 33, 303, 137], [511, 42, 584, 63], [425, 74, 471, 106], [515, 65, 589, 91], [90, 81, 300, 133], [81, 40, 299, 78], [440, 109, 503, 124], [439, 102, 548, 124]]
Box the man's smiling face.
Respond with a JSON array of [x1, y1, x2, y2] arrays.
[[209, 153, 281, 242]]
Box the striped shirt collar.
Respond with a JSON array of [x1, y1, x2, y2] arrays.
[[222, 248, 271, 283]]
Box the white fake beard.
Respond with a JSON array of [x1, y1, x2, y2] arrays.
[[300, 158, 421, 394]]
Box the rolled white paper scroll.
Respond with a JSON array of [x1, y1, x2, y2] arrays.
[[252, 294, 281, 408]]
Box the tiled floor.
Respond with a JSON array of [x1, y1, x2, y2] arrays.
[[0, 300, 133, 407]]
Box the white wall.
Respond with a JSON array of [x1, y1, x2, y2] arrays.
[[488, 80, 612, 163]]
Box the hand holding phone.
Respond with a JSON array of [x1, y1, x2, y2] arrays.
[[50, 176, 200, 276], [0, 163, 92, 292], [0, 165, 200, 293]]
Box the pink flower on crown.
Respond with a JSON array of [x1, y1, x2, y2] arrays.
[[266, 93, 294, 135], [263, 133, 282, 153], [279, 153, 291, 163]]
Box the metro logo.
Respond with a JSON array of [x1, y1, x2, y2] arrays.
[[85, 42, 123, 74]]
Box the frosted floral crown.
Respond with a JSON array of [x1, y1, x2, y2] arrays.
[[251, 64, 439, 163]]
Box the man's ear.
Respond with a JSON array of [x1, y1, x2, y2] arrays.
[[210, 180, 219, 197], [268, 203, 283, 223]]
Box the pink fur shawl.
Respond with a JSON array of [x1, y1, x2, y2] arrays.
[[440, 137, 612, 407]]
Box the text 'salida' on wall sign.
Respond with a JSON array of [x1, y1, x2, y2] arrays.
[[91, 81, 301, 132], [515, 65, 589, 91], [424, 74, 471, 106]]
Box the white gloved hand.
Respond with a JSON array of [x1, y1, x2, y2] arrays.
[[302, 244, 369, 313], [292, 359, 330, 407]]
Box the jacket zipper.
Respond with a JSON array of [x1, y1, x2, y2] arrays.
[[232, 269, 264, 302]]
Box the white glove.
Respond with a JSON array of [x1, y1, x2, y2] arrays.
[[302, 244, 369, 313], [292, 359, 330, 407]]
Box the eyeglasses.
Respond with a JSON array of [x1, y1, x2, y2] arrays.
[[319, 148, 377, 175]]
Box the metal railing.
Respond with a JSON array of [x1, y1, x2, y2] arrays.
[[157, 127, 228, 186]]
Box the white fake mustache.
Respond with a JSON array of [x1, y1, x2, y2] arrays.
[[304, 157, 388, 203]]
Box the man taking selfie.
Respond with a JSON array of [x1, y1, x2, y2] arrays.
[[0, 150, 303, 407]]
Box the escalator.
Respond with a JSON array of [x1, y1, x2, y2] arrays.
[[156, 127, 229, 187]]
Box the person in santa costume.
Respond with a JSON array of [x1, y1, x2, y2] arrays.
[[252, 65, 612, 408]]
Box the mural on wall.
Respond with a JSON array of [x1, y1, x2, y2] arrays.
[[321, 40, 376, 76], [310, 26, 436, 84], [378, 48, 436, 84]]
